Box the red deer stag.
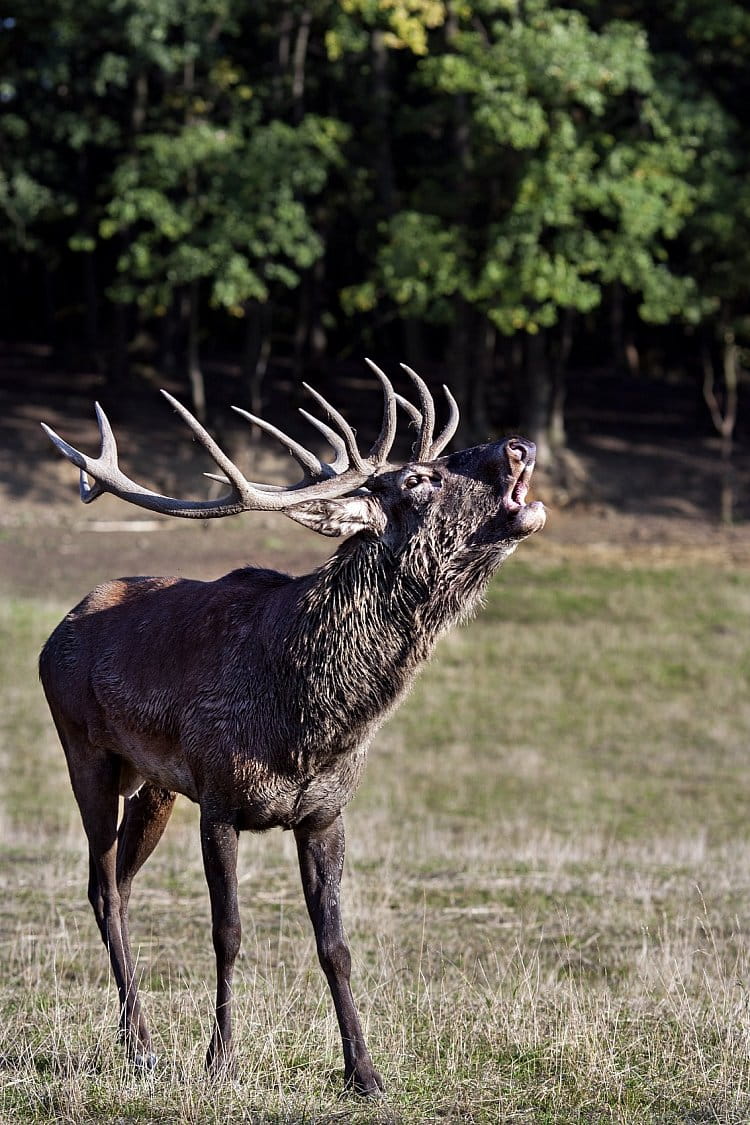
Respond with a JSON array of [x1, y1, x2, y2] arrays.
[[39, 360, 545, 1096]]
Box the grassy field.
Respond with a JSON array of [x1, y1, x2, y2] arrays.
[[2, 548, 750, 1123]]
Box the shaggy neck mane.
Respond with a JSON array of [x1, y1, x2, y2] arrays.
[[280, 529, 512, 754]]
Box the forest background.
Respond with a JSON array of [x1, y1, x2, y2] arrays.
[[1, 0, 749, 519]]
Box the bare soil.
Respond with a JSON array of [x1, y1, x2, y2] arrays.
[[3, 346, 750, 601]]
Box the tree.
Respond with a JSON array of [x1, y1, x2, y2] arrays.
[[98, 1, 348, 416], [103, 112, 346, 416], [0, 0, 129, 352], [0, 0, 348, 412], [607, 0, 750, 521], [340, 1, 711, 462]]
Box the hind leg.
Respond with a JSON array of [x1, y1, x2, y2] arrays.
[[112, 784, 177, 1065], [68, 752, 156, 1067]]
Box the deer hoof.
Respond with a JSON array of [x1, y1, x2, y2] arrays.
[[346, 1069, 385, 1098], [133, 1050, 157, 1072], [206, 1046, 237, 1080]]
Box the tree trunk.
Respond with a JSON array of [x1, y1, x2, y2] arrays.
[[445, 5, 476, 441], [609, 282, 640, 377], [403, 319, 425, 372], [702, 326, 739, 525], [42, 261, 57, 350], [291, 8, 311, 123], [183, 281, 206, 421], [110, 300, 130, 388], [76, 145, 100, 368], [277, 7, 293, 102], [610, 281, 625, 375], [519, 331, 554, 469], [549, 309, 574, 450], [158, 294, 179, 378], [242, 300, 272, 441], [103, 75, 149, 390], [447, 299, 472, 445], [309, 256, 327, 362], [371, 29, 395, 215], [83, 245, 99, 366], [469, 316, 493, 438]]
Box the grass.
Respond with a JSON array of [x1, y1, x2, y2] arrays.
[[2, 552, 750, 1122]]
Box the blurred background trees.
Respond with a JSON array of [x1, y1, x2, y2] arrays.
[[1, 0, 748, 506]]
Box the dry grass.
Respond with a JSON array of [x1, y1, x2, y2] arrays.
[[2, 551, 750, 1122]]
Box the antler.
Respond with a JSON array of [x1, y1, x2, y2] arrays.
[[41, 362, 459, 519], [41, 372, 398, 520], [375, 361, 459, 459]]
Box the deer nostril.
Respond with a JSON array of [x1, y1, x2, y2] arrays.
[[506, 439, 527, 464], [506, 438, 537, 466]]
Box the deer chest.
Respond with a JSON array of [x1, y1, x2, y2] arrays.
[[229, 746, 370, 833]]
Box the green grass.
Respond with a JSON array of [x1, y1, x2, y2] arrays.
[[3, 557, 750, 1122]]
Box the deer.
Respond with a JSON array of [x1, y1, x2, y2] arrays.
[[39, 359, 546, 1097]]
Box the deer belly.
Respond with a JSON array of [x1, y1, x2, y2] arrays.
[[113, 729, 200, 801]]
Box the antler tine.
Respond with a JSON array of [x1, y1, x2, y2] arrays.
[[41, 421, 85, 469], [233, 397, 358, 483], [394, 381, 460, 459], [430, 385, 460, 457], [302, 383, 368, 474], [230, 405, 324, 479], [43, 388, 382, 520], [82, 403, 117, 501], [41, 403, 113, 504], [160, 391, 258, 502], [399, 364, 435, 461], [363, 358, 398, 464], [298, 410, 349, 475], [43, 396, 257, 517], [162, 393, 361, 502], [394, 393, 422, 428], [164, 389, 391, 502]]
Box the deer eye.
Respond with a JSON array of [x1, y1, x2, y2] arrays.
[[402, 471, 441, 491]]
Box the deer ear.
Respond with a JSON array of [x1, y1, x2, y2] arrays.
[[285, 495, 387, 538]]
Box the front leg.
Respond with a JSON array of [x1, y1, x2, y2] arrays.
[[295, 815, 383, 1097], [200, 814, 241, 1074]]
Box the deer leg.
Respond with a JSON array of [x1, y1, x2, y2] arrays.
[[114, 784, 177, 1064], [87, 851, 106, 937], [295, 815, 383, 1097], [200, 814, 241, 1075], [72, 754, 154, 1068]]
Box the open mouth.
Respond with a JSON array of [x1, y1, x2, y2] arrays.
[[504, 462, 533, 513], [502, 439, 535, 513], [500, 439, 546, 535]]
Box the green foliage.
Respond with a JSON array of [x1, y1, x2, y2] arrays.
[[2, 0, 750, 414], [341, 211, 468, 318], [327, 0, 447, 58], [0, 170, 57, 251], [0, 0, 346, 329], [352, 3, 716, 332], [103, 114, 346, 311]]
